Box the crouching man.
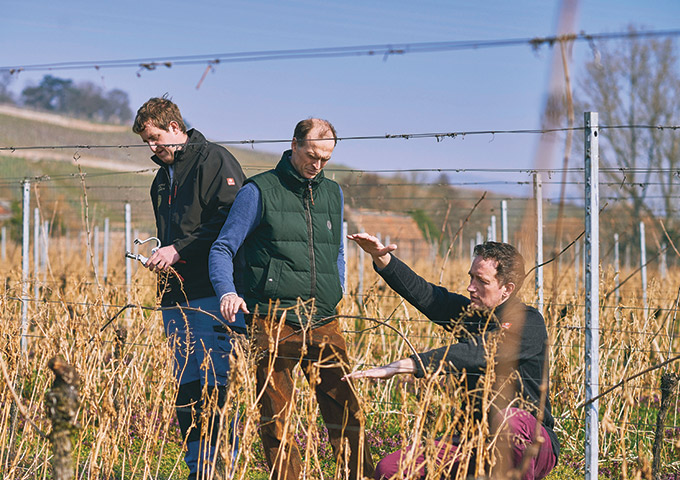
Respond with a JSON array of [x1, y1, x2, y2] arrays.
[[344, 234, 559, 480]]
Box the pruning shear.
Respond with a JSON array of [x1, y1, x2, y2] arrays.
[[125, 236, 161, 265]]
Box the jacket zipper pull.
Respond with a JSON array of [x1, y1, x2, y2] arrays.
[[168, 183, 177, 206], [307, 182, 314, 206]]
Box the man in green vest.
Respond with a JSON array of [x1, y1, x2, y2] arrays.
[[210, 118, 374, 480]]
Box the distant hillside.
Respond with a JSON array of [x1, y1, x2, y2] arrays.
[[0, 104, 280, 231], [0, 103, 279, 173]]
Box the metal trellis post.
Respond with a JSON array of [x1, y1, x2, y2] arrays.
[[534, 173, 543, 312], [93, 225, 100, 277], [125, 203, 132, 304], [584, 112, 600, 480], [34, 207, 39, 300], [103, 217, 110, 284], [639, 221, 648, 318], [614, 233, 621, 305], [21, 180, 30, 353]]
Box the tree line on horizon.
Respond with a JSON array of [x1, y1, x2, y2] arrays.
[[0, 73, 132, 124]]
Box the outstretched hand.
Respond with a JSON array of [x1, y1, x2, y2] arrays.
[[346, 232, 397, 269], [342, 358, 417, 382]]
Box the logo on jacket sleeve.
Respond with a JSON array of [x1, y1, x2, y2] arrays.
[[226, 178, 235, 186], [327, 220, 332, 230]]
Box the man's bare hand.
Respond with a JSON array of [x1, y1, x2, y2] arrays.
[[145, 245, 181, 272], [342, 358, 416, 381], [346, 232, 397, 269], [220, 293, 250, 323]]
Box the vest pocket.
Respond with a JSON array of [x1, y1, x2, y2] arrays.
[[262, 257, 284, 298]]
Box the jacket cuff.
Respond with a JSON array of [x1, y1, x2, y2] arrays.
[[373, 254, 400, 275], [173, 239, 190, 257], [410, 353, 427, 378]]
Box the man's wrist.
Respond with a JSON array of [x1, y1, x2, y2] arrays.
[[219, 292, 238, 302], [388, 358, 416, 375], [373, 253, 392, 271]]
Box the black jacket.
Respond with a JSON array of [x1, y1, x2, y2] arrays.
[[150, 129, 245, 306], [376, 255, 560, 460]]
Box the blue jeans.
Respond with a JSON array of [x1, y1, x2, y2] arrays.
[[162, 295, 245, 386], [162, 296, 245, 477]]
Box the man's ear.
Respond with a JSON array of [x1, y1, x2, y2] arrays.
[[168, 121, 181, 134], [291, 137, 298, 152], [503, 282, 516, 298]]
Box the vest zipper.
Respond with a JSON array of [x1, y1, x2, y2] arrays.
[[307, 182, 314, 206], [305, 180, 316, 299]]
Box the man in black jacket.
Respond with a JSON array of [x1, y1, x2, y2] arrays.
[[344, 233, 558, 480], [133, 97, 245, 479]]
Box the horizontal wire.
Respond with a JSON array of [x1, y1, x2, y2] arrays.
[[1, 124, 679, 153], [4, 28, 680, 73], [0, 170, 678, 190], [9, 329, 680, 396]]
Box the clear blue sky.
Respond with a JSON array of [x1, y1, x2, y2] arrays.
[[3, 0, 680, 197]]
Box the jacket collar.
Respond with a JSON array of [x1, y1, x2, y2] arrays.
[[150, 128, 203, 171], [490, 295, 525, 327], [275, 149, 325, 193]]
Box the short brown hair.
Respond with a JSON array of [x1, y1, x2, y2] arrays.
[[293, 118, 337, 146], [473, 241, 525, 291], [132, 96, 187, 134]]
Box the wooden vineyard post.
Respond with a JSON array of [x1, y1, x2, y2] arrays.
[[45, 356, 80, 480]]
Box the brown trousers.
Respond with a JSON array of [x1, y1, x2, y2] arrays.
[[254, 317, 375, 480]]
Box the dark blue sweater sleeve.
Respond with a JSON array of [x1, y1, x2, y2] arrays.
[[376, 255, 470, 326], [209, 183, 261, 298]]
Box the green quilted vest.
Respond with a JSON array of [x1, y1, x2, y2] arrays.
[[243, 151, 343, 327]]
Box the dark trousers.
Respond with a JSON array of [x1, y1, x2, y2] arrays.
[[254, 317, 375, 480], [374, 408, 556, 480]]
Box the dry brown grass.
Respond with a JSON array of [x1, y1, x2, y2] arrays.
[[0, 234, 678, 479]]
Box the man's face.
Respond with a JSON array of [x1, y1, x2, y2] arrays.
[[138, 121, 185, 165], [290, 127, 335, 179], [467, 256, 513, 309]]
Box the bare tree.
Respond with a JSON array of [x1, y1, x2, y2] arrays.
[[577, 28, 680, 234]]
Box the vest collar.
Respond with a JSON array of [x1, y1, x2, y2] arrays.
[[276, 150, 325, 193]]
